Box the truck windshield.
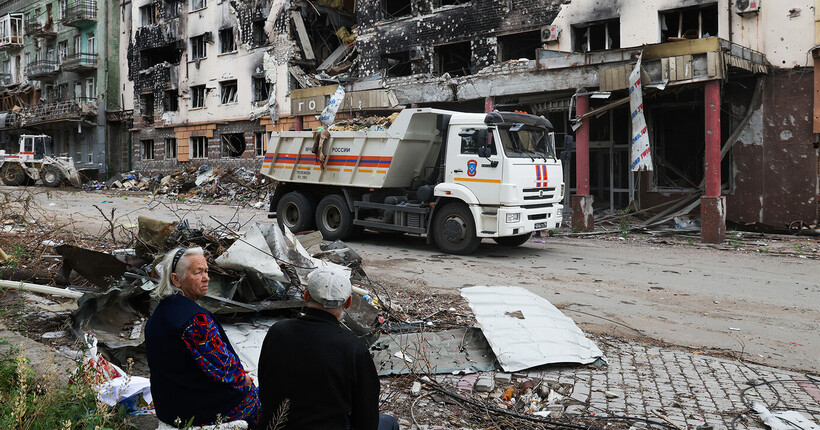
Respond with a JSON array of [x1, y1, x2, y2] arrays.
[[497, 126, 556, 161]]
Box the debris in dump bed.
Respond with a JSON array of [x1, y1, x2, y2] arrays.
[[329, 112, 400, 131], [460, 286, 605, 372]]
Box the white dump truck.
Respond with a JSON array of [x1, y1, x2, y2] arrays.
[[260, 108, 564, 254], [0, 134, 82, 187]]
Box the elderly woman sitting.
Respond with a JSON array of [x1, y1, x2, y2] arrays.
[[145, 247, 260, 427]]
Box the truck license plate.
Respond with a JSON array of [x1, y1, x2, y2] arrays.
[[534, 222, 548, 230]]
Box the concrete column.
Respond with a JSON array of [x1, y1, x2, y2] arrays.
[[484, 96, 495, 113], [294, 116, 303, 131], [701, 80, 725, 243], [572, 89, 593, 232]]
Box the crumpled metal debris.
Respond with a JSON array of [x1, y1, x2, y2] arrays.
[[57, 244, 130, 290]]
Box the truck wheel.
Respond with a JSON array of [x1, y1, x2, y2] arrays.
[[1, 164, 26, 186], [432, 203, 480, 255], [315, 194, 353, 241], [276, 191, 314, 233], [493, 233, 532, 247], [42, 166, 63, 187]]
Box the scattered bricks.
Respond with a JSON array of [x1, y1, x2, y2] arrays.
[[570, 382, 590, 404], [605, 390, 620, 399], [494, 372, 512, 384], [411, 381, 422, 396], [457, 374, 478, 395], [564, 405, 586, 416], [475, 374, 495, 393]]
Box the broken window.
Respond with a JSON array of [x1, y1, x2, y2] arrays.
[[219, 27, 236, 53], [648, 92, 706, 191], [57, 40, 67, 62], [659, 4, 718, 42], [381, 0, 411, 19], [222, 133, 245, 158], [191, 85, 206, 108], [191, 136, 208, 158], [163, 89, 178, 111], [434, 0, 469, 7], [190, 0, 206, 12], [220, 80, 237, 104], [140, 93, 155, 122], [435, 41, 471, 77], [141, 140, 155, 160], [252, 76, 271, 102], [572, 19, 620, 52], [255, 132, 265, 156], [381, 51, 412, 77], [251, 20, 266, 48], [165, 0, 181, 19], [497, 30, 541, 62], [190, 35, 207, 60], [140, 4, 157, 26], [165, 138, 177, 159], [140, 45, 181, 69]]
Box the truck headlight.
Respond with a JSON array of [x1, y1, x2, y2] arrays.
[[506, 213, 520, 223]]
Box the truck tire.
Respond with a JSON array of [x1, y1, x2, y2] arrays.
[[41, 166, 63, 187], [276, 191, 314, 233], [432, 203, 481, 255], [1, 164, 26, 186], [493, 233, 532, 247], [315, 194, 354, 241]]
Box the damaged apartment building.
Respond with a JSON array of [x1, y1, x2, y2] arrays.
[[0, 0, 121, 177], [122, 0, 356, 173], [335, 0, 817, 241]]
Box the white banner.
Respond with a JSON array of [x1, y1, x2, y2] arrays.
[[629, 54, 653, 171]]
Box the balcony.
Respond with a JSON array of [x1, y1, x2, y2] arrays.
[[61, 53, 98, 72], [0, 13, 23, 50], [19, 98, 98, 126], [25, 21, 57, 39], [63, 1, 97, 27], [26, 60, 60, 80]]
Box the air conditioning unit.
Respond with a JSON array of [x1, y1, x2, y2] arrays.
[[408, 46, 425, 61], [735, 0, 760, 14], [540, 25, 560, 43]]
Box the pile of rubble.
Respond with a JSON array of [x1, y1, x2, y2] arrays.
[[82, 165, 275, 206], [330, 112, 400, 131]]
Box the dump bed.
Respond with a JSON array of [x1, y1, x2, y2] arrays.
[[261, 108, 457, 189]]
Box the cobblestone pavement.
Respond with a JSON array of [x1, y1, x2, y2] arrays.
[[416, 336, 820, 430]]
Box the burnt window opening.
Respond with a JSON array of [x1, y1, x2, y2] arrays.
[[165, 138, 177, 159], [252, 76, 271, 102], [190, 35, 207, 60], [140, 93, 155, 122], [435, 41, 471, 77], [659, 4, 718, 42], [191, 136, 208, 158], [140, 45, 181, 69], [165, 0, 181, 19], [222, 133, 245, 158], [381, 0, 411, 20], [220, 80, 238, 104], [163, 89, 178, 111], [255, 132, 265, 156], [498, 30, 542, 62], [139, 4, 157, 26], [191, 85, 206, 108], [141, 140, 155, 160], [434, 0, 469, 8], [382, 51, 413, 77], [219, 27, 236, 53], [251, 20, 267, 48], [299, 8, 352, 65], [573, 19, 620, 52]]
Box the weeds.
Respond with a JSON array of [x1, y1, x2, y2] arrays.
[[617, 209, 631, 238], [0, 341, 128, 429]]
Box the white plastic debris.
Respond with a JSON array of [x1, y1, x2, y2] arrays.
[[215, 224, 289, 281], [461, 286, 605, 372], [753, 402, 820, 430]]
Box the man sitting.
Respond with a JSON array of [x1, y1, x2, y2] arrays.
[[257, 268, 399, 430]]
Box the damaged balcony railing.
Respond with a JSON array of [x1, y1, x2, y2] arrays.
[[61, 53, 98, 72], [18, 97, 98, 125], [63, 1, 97, 27], [24, 21, 57, 38], [26, 60, 60, 80]]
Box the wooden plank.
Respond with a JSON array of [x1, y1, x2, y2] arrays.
[[291, 85, 337, 99], [683, 54, 693, 79], [317, 44, 347, 71], [661, 57, 669, 81], [290, 10, 315, 61], [288, 65, 314, 89], [669, 56, 678, 81], [642, 37, 719, 60], [706, 51, 718, 77]]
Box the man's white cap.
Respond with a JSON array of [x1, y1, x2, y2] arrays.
[[306, 268, 352, 308]]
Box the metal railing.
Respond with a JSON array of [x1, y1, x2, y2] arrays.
[[63, 1, 97, 25], [61, 53, 97, 70], [25, 60, 60, 79], [18, 98, 98, 125], [24, 21, 57, 37]]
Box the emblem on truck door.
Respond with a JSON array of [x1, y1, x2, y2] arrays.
[[467, 160, 477, 176]]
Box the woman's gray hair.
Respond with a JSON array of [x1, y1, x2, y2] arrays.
[[152, 246, 205, 300]]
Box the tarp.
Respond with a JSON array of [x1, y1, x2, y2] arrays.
[[629, 53, 653, 171], [461, 286, 605, 372]]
